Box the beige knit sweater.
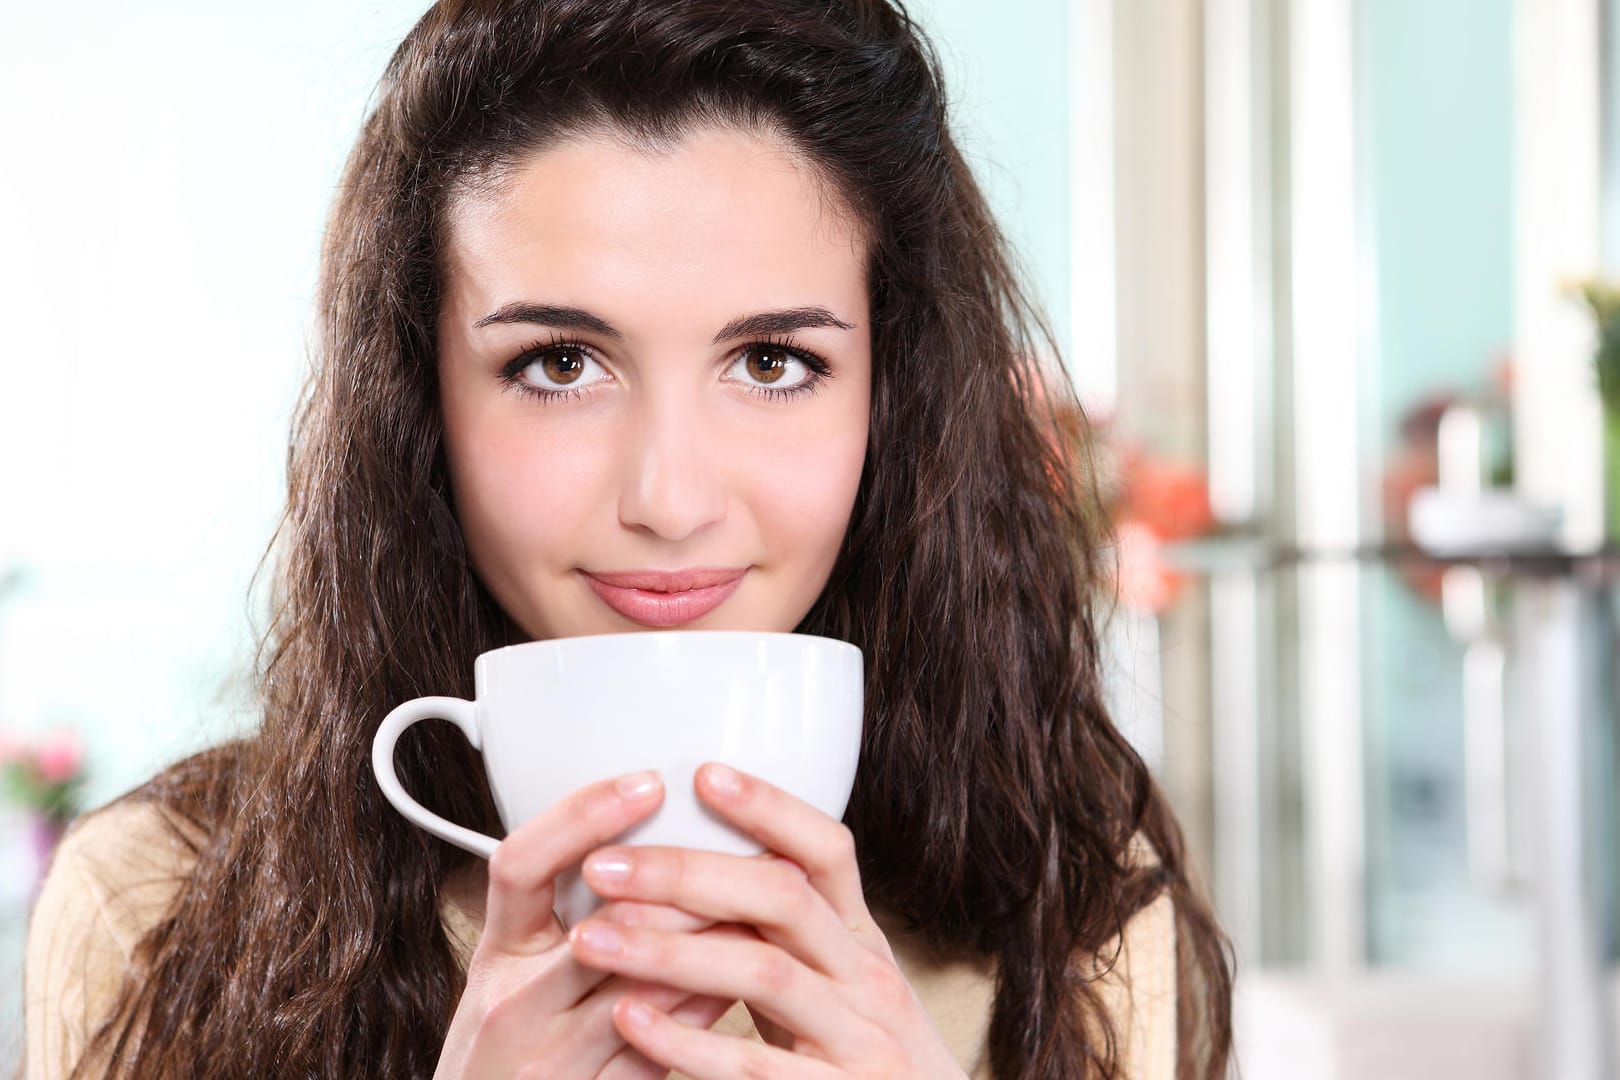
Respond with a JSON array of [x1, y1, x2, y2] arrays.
[[25, 800, 1176, 1078]]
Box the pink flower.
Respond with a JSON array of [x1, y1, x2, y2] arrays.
[[0, 730, 23, 765], [34, 730, 84, 784], [1115, 519, 1184, 614], [1119, 453, 1215, 542]]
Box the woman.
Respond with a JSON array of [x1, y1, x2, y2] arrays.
[[25, 0, 1233, 1076]]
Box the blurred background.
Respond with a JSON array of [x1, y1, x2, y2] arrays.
[[1, 0, 1616, 1076]]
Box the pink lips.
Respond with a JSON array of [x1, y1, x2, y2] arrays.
[[581, 567, 748, 627]]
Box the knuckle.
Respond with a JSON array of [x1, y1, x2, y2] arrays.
[[560, 779, 630, 839], [485, 842, 531, 893], [771, 856, 810, 887], [598, 900, 644, 928], [637, 926, 675, 969], [773, 865, 815, 920], [751, 950, 798, 997], [651, 848, 684, 895], [580, 783, 630, 832], [859, 955, 912, 1014], [821, 823, 857, 870]]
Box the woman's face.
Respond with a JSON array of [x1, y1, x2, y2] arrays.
[[437, 126, 872, 640]]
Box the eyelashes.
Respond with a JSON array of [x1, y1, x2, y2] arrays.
[[496, 333, 835, 405]]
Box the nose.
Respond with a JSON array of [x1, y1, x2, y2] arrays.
[[616, 392, 727, 542]]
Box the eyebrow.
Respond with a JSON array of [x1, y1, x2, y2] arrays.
[[472, 302, 856, 344]]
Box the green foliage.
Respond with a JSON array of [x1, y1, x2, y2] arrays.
[[0, 747, 85, 822], [1575, 279, 1620, 412], [1, 762, 81, 821]]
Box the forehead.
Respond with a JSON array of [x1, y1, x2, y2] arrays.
[[439, 126, 869, 330]]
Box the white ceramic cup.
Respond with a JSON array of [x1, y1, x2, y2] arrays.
[[371, 630, 864, 927]]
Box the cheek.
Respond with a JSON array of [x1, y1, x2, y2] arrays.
[[444, 415, 606, 570], [748, 415, 868, 556]]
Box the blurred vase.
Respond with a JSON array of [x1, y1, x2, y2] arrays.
[[0, 807, 36, 909], [31, 814, 66, 874], [0, 807, 67, 908]]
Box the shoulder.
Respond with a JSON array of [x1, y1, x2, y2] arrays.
[[25, 798, 207, 1079], [33, 798, 206, 956], [1086, 833, 1178, 1080]]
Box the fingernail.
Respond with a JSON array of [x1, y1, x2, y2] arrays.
[[615, 769, 661, 802], [587, 851, 633, 883], [573, 921, 623, 954], [623, 998, 654, 1028], [704, 763, 742, 798]]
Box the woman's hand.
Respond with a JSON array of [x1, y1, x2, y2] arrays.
[[435, 770, 738, 1080], [567, 763, 970, 1079]]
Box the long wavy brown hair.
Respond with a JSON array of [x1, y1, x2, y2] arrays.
[[71, 0, 1232, 1076]]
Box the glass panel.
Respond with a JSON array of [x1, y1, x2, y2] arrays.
[[1159, 549, 1618, 1072], [1361, 564, 1535, 972], [1354, 0, 1528, 976]]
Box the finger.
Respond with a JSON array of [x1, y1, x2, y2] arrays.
[[572, 975, 692, 1024], [471, 935, 609, 1021], [570, 921, 885, 1055], [553, 922, 759, 1014], [483, 769, 664, 952], [581, 845, 869, 982], [597, 995, 738, 1080], [613, 997, 844, 1080], [566, 976, 729, 1073], [666, 993, 740, 1033], [693, 763, 877, 938], [503, 974, 689, 1078], [597, 898, 716, 936], [596, 1044, 672, 1080], [521, 908, 730, 1018]]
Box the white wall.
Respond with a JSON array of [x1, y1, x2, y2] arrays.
[[0, 0, 434, 805], [913, 0, 1073, 361]]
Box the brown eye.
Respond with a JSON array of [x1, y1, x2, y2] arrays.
[[744, 346, 790, 384], [508, 344, 608, 398], [540, 349, 588, 385], [727, 342, 824, 397]]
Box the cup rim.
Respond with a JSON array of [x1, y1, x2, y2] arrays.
[[478, 629, 862, 662]]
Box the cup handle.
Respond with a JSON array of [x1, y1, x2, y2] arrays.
[[371, 696, 500, 859]]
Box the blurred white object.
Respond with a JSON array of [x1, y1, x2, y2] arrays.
[[1438, 399, 1511, 495], [1408, 487, 1563, 555], [1235, 973, 1535, 1080], [1415, 398, 1560, 554]]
